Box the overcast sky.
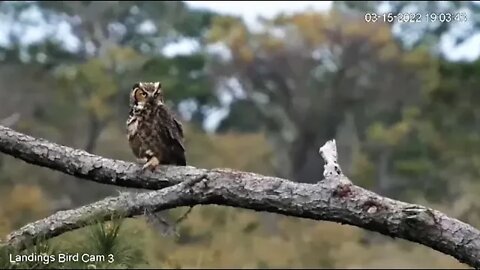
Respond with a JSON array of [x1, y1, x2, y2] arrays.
[[186, 1, 332, 25]]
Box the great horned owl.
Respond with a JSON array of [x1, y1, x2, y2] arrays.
[[126, 82, 186, 171]]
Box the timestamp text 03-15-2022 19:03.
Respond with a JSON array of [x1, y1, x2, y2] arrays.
[[364, 12, 468, 24]]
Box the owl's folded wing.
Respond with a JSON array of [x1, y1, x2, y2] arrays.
[[155, 105, 186, 154], [167, 116, 185, 152], [173, 118, 184, 138]]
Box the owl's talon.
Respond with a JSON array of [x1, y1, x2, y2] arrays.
[[142, 157, 160, 172], [141, 163, 157, 172]]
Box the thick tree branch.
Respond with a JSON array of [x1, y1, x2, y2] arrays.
[[1, 125, 480, 268], [0, 125, 188, 190]]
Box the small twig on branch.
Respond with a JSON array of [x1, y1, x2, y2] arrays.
[[143, 177, 204, 237], [1, 126, 480, 268], [144, 205, 197, 237]]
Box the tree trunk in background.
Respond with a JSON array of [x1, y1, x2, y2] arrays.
[[375, 148, 392, 197], [336, 112, 360, 177], [84, 113, 105, 154]]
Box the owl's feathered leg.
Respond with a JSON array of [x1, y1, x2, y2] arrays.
[[142, 156, 160, 171]]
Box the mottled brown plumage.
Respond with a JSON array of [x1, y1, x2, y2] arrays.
[[126, 82, 186, 171]]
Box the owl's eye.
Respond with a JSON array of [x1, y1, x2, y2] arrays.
[[134, 88, 148, 102]]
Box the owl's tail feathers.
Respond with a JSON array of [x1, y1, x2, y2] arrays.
[[177, 157, 187, 166], [175, 152, 187, 166]]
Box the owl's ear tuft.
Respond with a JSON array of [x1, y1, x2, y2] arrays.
[[154, 82, 162, 91], [132, 82, 140, 90]]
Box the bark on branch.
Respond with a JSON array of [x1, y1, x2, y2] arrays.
[[0, 125, 187, 190], [0, 125, 480, 268]]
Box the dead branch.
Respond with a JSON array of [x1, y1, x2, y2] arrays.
[[0, 125, 479, 268]]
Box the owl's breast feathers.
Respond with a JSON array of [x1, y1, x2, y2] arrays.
[[127, 102, 186, 166], [126, 108, 142, 158], [126, 106, 141, 138]]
